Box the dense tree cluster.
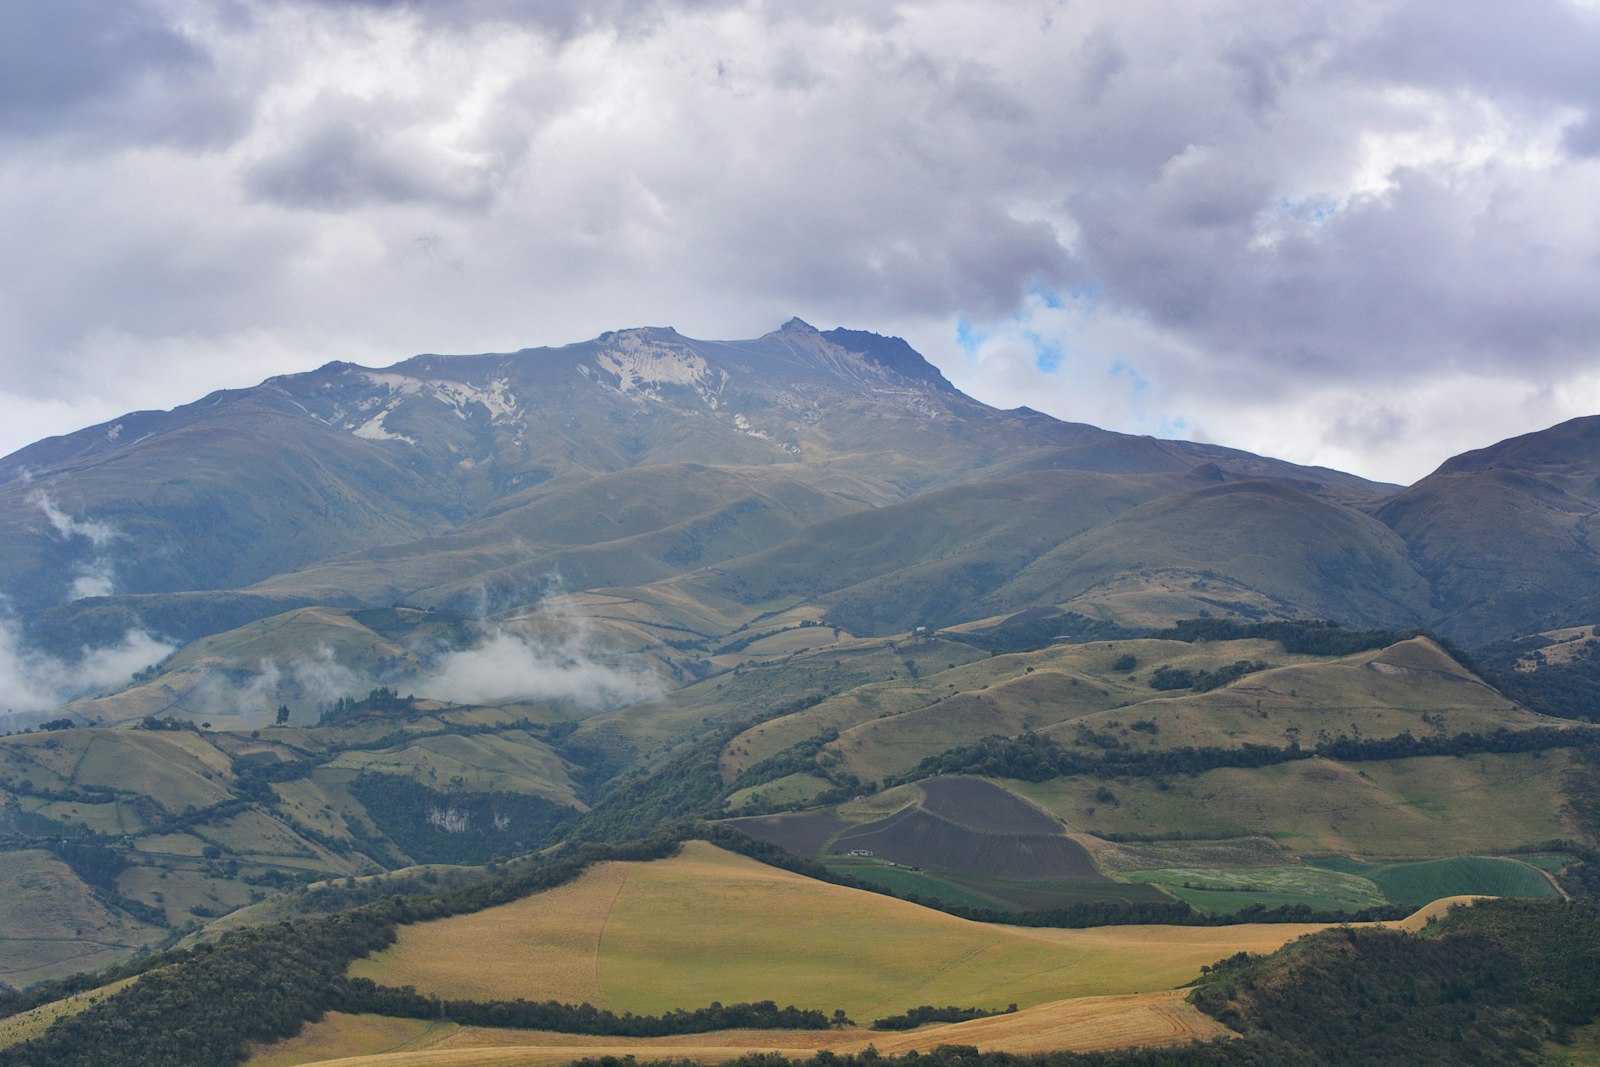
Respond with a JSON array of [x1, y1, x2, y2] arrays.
[[871, 1004, 1017, 1030], [1153, 618, 1424, 656], [317, 686, 417, 727], [335, 980, 843, 1034], [1148, 660, 1267, 692], [1190, 899, 1600, 1065], [893, 725, 1600, 786]]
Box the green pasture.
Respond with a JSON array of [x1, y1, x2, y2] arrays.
[[1307, 855, 1561, 907], [1123, 865, 1388, 915], [1005, 750, 1577, 858], [724, 772, 833, 813]]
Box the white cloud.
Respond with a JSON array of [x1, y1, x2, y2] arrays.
[[2, 0, 1599, 483], [29, 491, 122, 600], [419, 621, 662, 709], [0, 621, 174, 717]]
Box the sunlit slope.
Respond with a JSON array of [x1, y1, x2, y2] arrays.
[[1012, 749, 1580, 856], [351, 841, 1329, 1019], [721, 634, 1552, 787], [247, 990, 1230, 1066]]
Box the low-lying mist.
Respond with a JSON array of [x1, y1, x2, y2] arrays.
[[0, 619, 175, 717], [416, 624, 663, 709]]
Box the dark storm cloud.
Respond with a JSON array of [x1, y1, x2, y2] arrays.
[[0, 0, 245, 147]]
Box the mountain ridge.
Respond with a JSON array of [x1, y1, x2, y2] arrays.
[[2, 320, 1597, 713]]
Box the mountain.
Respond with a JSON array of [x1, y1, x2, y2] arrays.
[[5, 323, 1600, 1061], [7, 320, 1600, 726], [2, 320, 1399, 678], [1379, 415, 1600, 645]]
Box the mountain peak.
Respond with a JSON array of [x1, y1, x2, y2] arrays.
[[819, 326, 954, 391], [780, 317, 819, 335]]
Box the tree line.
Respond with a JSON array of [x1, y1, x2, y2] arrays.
[[891, 724, 1600, 786], [334, 979, 844, 1034]]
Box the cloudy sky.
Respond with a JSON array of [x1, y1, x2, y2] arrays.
[[4, 0, 1599, 484]]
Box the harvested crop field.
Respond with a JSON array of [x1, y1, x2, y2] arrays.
[[918, 776, 1064, 834], [247, 990, 1230, 1066], [830, 807, 1106, 881], [351, 842, 1328, 1020], [721, 810, 849, 857]]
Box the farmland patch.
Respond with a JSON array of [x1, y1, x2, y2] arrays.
[[830, 806, 1106, 881], [721, 810, 849, 857], [1308, 855, 1561, 906], [1124, 866, 1388, 915], [918, 776, 1063, 834], [351, 842, 1329, 1019]]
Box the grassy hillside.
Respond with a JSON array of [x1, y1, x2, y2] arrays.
[[246, 990, 1231, 1066], [1380, 416, 1600, 645], [350, 842, 1329, 1019], [988, 479, 1432, 629], [1007, 750, 1580, 857], [0, 706, 591, 986]]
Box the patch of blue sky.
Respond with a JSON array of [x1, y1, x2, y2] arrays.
[[1028, 285, 1065, 309], [956, 318, 988, 354], [1030, 335, 1064, 372], [1109, 359, 1151, 393], [1280, 197, 1338, 224]]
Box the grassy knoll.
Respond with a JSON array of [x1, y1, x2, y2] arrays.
[[578, 641, 916, 769], [716, 639, 1179, 783], [721, 635, 1553, 792], [0, 978, 136, 1052], [246, 1013, 444, 1066], [246, 989, 1229, 1066], [724, 772, 833, 813], [351, 841, 1330, 1020], [1005, 750, 1578, 857], [1309, 856, 1561, 907], [1123, 866, 1388, 915], [1040, 637, 1546, 760], [0, 728, 237, 813]]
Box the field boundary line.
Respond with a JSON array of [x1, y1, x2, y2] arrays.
[[592, 865, 631, 1002], [880, 939, 999, 1012]]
